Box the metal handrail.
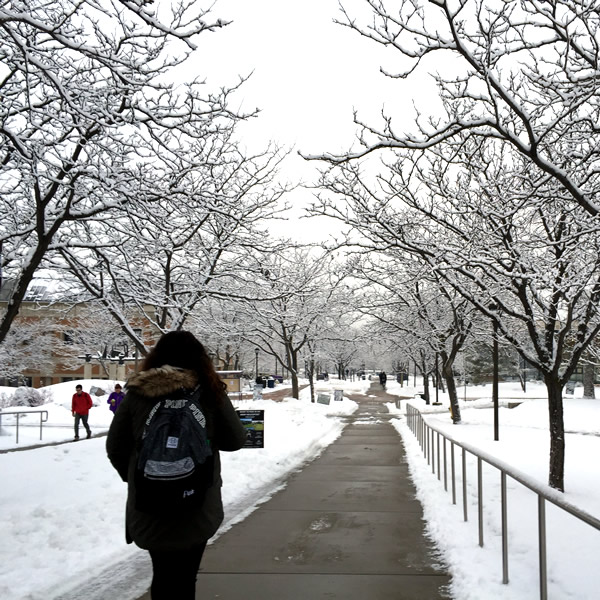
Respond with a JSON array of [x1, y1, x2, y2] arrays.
[[0, 409, 49, 444], [405, 403, 600, 600]]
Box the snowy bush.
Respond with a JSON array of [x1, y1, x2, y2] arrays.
[[0, 392, 14, 409], [38, 388, 54, 405], [10, 387, 44, 407]]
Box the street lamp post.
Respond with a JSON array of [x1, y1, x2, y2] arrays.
[[255, 347, 259, 381], [84, 352, 92, 380]]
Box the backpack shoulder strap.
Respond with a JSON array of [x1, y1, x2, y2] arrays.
[[186, 384, 202, 403]]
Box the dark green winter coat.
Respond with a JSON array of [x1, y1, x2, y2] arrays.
[[106, 365, 246, 551]]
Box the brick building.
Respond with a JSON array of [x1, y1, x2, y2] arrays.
[[0, 280, 158, 388]]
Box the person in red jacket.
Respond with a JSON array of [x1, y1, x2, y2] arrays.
[[72, 384, 93, 440]]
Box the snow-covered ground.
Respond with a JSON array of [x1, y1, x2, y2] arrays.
[[385, 379, 600, 600], [1, 377, 598, 599], [0, 377, 366, 600]]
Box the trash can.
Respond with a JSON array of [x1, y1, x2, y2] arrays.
[[267, 378, 275, 388]]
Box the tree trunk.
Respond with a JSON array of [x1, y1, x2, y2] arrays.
[[441, 351, 461, 424], [283, 342, 300, 399], [437, 369, 446, 392], [308, 358, 315, 403], [583, 364, 595, 399], [420, 359, 430, 404], [545, 375, 565, 491], [519, 372, 526, 393], [290, 371, 299, 399], [290, 349, 300, 399]]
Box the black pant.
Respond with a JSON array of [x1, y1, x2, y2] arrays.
[[74, 413, 90, 437], [148, 543, 207, 600]]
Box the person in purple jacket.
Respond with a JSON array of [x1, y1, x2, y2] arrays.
[[107, 384, 124, 414]]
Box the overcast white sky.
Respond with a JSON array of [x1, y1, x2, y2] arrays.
[[188, 0, 436, 240], [195, 0, 387, 151]]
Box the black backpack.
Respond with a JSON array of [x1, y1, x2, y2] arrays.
[[134, 386, 214, 516]]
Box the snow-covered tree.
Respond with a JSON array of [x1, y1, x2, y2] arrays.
[[347, 253, 474, 419], [0, 316, 74, 381], [0, 0, 247, 344], [327, 0, 600, 217], [324, 324, 362, 380], [312, 144, 600, 491], [233, 248, 352, 399], [57, 142, 289, 355], [307, 0, 600, 492]]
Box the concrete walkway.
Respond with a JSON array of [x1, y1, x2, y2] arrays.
[[199, 384, 449, 599], [138, 383, 451, 599]]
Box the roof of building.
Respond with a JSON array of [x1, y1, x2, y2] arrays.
[[0, 277, 83, 303]]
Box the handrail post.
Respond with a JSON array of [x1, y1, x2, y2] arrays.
[[462, 448, 468, 522], [443, 437, 448, 491], [501, 471, 509, 584], [538, 496, 547, 600], [431, 428, 435, 473], [451, 442, 456, 505], [427, 424, 431, 465], [437, 432, 441, 480], [478, 457, 484, 547]]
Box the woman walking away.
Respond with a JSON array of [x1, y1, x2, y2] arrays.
[[106, 331, 247, 600]]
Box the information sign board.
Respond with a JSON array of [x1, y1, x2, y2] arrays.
[[237, 409, 264, 448], [317, 393, 331, 405]]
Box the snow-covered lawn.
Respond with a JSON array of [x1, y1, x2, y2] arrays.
[[385, 379, 600, 600], [0, 378, 365, 600]]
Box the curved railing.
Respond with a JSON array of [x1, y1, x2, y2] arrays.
[[0, 409, 49, 444], [405, 403, 600, 600]]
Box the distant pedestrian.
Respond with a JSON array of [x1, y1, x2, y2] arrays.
[[107, 383, 124, 414], [106, 330, 246, 600], [72, 384, 93, 440], [379, 371, 387, 388]]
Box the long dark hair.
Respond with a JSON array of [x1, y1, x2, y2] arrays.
[[142, 331, 226, 397]]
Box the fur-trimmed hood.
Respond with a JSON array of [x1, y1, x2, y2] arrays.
[[125, 365, 198, 398]]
